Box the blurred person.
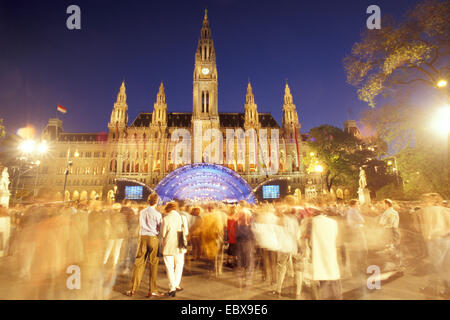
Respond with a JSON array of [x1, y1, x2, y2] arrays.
[[0, 205, 12, 256], [6, 204, 24, 256], [252, 204, 279, 287], [214, 205, 228, 277], [189, 207, 202, 261], [161, 202, 189, 297], [178, 201, 196, 229], [310, 207, 342, 300], [272, 205, 304, 299], [126, 193, 164, 297], [121, 200, 140, 274], [235, 207, 256, 287], [16, 205, 42, 281], [29, 205, 71, 299], [103, 203, 128, 266], [67, 202, 88, 266], [198, 205, 227, 278], [414, 194, 450, 298], [335, 198, 346, 216], [344, 199, 368, 292], [84, 200, 111, 299], [409, 206, 427, 258], [225, 206, 238, 268], [379, 199, 400, 247]]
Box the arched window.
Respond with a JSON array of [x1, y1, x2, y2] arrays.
[[206, 92, 209, 113], [201, 91, 205, 113], [110, 159, 117, 172]]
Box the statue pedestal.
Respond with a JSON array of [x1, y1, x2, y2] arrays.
[[358, 188, 371, 205], [0, 190, 10, 209]]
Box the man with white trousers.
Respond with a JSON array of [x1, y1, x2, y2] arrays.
[[161, 202, 189, 297]]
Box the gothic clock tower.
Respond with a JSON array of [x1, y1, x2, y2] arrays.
[[192, 9, 219, 127]]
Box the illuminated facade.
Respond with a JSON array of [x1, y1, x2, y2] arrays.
[[32, 10, 313, 202]]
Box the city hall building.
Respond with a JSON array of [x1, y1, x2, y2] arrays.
[[28, 11, 319, 203]]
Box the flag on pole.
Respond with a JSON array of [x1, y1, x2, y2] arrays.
[[57, 105, 67, 114]]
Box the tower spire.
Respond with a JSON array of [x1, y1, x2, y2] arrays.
[[284, 83, 293, 105], [157, 81, 166, 104], [152, 82, 167, 126], [108, 81, 129, 137], [192, 10, 219, 123], [246, 81, 254, 103], [244, 81, 259, 129], [282, 83, 300, 129], [117, 81, 127, 104]]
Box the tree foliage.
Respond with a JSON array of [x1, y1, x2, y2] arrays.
[[305, 125, 385, 193], [344, 0, 449, 107], [361, 102, 449, 199]]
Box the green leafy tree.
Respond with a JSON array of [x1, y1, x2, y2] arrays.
[[306, 125, 384, 193], [344, 0, 449, 107], [361, 102, 449, 199]]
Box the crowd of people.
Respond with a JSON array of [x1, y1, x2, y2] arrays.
[[0, 192, 449, 300]]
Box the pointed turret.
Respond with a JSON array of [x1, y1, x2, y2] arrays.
[[108, 81, 129, 138], [194, 8, 216, 64], [152, 82, 167, 126], [246, 82, 254, 104], [117, 81, 126, 103], [244, 81, 259, 129], [282, 83, 300, 129]]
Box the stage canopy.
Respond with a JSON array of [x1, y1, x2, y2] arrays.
[[155, 163, 256, 204]]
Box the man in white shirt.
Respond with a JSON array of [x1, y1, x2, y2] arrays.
[[379, 199, 400, 246], [126, 193, 164, 298]]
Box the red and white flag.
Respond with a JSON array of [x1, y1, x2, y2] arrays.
[[57, 105, 67, 114]]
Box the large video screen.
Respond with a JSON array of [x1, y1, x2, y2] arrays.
[[125, 185, 143, 200], [262, 185, 280, 199]]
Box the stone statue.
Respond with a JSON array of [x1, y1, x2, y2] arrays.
[[359, 167, 367, 190], [358, 167, 371, 205], [0, 168, 10, 193]]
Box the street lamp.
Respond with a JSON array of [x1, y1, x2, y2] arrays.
[[19, 139, 36, 154], [37, 141, 48, 154], [314, 164, 324, 195], [14, 139, 49, 204], [437, 79, 448, 88], [18, 139, 49, 155], [62, 148, 79, 202], [431, 105, 450, 136]]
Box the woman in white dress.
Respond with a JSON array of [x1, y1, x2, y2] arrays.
[[160, 202, 189, 297]]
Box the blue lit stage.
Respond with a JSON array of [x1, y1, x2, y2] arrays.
[[154, 163, 256, 204]]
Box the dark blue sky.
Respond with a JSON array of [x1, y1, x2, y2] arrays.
[[0, 0, 422, 136]]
